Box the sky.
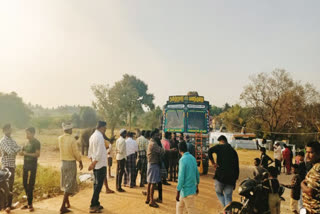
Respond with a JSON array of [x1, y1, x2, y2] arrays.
[[0, 0, 319, 108]]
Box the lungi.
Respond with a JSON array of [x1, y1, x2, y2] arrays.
[[147, 163, 161, 184], [61, 160, 78, 195], [137, 150, 147, 185], [124, 153, 136, 187]]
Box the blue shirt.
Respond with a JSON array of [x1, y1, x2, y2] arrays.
[[177, 152, 200, 198]]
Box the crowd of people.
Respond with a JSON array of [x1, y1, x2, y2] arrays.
[[252, 141, 320, 214], [1, 121, 320, 214], [0, 122, 199, 214]]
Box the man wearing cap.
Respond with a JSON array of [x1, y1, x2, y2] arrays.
[[116, 129, 127, 192], [0, 123, 21, 213], [88, 121, 108, 213], [58, 122, 83, 214]]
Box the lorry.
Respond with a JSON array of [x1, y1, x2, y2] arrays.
[[162, 92, 211, 174]]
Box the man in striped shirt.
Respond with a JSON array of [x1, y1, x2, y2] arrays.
[[301, 141, 320, 214]]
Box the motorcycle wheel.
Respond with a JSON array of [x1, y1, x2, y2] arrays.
[[224, 202, 243, 214]]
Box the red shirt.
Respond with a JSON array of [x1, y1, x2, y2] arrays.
[[161, 139, 171, 151], [282, 148, 290, 160]]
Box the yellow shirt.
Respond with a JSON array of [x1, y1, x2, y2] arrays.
[[58, 133, 82, 162]]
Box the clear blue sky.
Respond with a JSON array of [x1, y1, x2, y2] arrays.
[[0, 0, 319, 107]]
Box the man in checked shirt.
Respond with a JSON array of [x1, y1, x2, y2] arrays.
[[0, 124, 21, 213]]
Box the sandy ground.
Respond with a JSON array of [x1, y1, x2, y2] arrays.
[[3, 142, 293, 214]]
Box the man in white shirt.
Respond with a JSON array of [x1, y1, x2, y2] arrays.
[[124, 132, 138, 188], [274, 142, 282, 175], [116, 129, 127, 192], [88, 121, 107, 213]]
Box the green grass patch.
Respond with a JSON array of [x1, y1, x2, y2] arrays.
[[13, 164, 90, 204]]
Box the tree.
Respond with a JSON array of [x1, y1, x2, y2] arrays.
[[117, 75, 155, 129], [0, 92, 32, 128], [79, 107, 98, 128], [71, 113, 81, 128], [110, 82, 140, 130], [121, 74, 155, 110], [240, 69, 320, 142], [210, 105, 223, 116], [92, 75, 155, 131], [218, 105, 253, 132], [138, 106, 163, 130], [92, 85, 122, 137], [223, 103, 231, 112], [30, 116, 51, 133]]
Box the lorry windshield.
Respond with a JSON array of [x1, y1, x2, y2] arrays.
[[187, 110, 206, 132], [165, 110, 184, 130]]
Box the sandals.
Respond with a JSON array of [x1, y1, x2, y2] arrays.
[[5, 207, 11, 214], [106, 189, 115, 194], [89, 205, 103, 213], [89, 208, 102, 213], [21, 205, 29, 210], [149, 202, 159, 208], [60, 208, 71, 214], [155, 198, 162, 203]]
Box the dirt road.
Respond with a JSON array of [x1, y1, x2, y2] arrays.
[[8, 164, 292, 214], [5, 146, 293, 214]]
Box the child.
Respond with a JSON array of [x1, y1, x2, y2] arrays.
[[107, 140, 114, 179], [253, 158, 268, 182], [260, 147, 274, 170], [297, 151, 306, 210], [264, 166, 281, 214], [282, 164, 301, 214]]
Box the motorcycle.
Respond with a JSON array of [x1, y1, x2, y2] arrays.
[[224, 178, 285, 214], [0, 168, 12, 210]]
